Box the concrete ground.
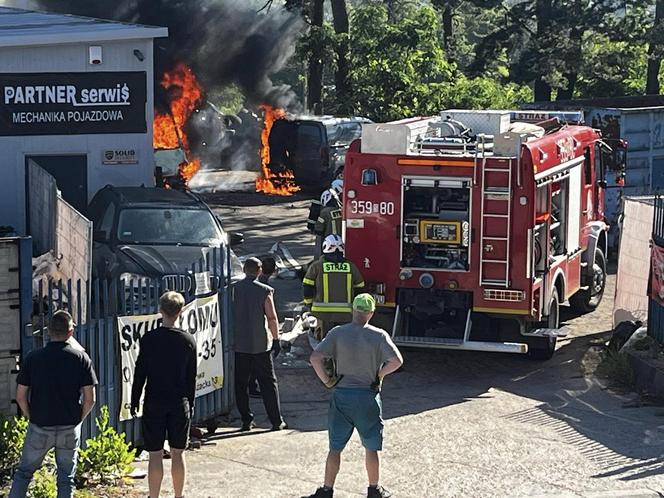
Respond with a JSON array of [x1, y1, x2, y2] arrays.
[[134, 187, 664, 498]]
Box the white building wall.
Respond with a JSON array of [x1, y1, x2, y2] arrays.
[[0, 38, 157, 234]]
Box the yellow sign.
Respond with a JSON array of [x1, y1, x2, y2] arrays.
[[323, 262, 351, 273], [419, 220, 461, 244]]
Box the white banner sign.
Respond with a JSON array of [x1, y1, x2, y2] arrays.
[[117, 294, 223, 422]]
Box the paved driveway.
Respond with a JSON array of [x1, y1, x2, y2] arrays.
[[134, 191, 664, 498]]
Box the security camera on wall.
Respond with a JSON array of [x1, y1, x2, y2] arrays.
[[89, 46, 102, 65]]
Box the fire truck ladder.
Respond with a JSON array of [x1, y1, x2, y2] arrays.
[[479, 158, 512, 288]]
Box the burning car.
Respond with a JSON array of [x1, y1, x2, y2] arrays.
[[263, 113, 371, 190], [153, 63, 204, 186]]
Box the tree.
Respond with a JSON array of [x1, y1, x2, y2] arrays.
[[349, 3, 454, 120], [575, 4, 651, 98], [347, 2, 531, 121], [330, 0, 351, 113], [647, 0, 664, 94], [430, 0, 459, 61], [306, 0, 325, 113], [469, 0, 635, 102]]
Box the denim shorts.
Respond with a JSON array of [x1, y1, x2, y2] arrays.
[[328, 387, 383, 451]]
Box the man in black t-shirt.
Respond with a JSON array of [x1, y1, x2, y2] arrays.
[[131, 291, 197, 498], [9, 310, 98, 498]]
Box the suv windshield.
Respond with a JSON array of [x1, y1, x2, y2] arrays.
[[117, 208, 222, 245]]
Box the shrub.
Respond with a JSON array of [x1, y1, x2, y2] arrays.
[[76, 406, 135, 486], [29, 463, 56, 498], [0, 415, 28, 484], [598, 349, 636, 388]]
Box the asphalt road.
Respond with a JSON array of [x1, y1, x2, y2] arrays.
[[135, 188, 664, 498]]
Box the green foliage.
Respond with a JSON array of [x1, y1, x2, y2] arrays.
[[0, 407, 136, 497], [449, 0, 661, 100], [282, 0, 663, 114], [343, 2, 532, 121], [445, 77, 533, 110], [576, 33, 648, 98], [349, 2, 454, 120], [0, 415, 28, 483], [29, 463, 57, 498], [598, 349, 636, 388], [208, 84, 246, 115], [76, 407, 135, 486]]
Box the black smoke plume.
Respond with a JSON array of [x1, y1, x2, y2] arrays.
[[4, 0, 304, 182], [26, 0, 303, 109]]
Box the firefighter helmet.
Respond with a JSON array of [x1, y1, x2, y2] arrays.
[[331, 179, 343, 194], [322, 234, 344, 254], [320, 185, 342, 207]]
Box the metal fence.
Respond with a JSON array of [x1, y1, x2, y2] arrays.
[[650, 196, 664, 344], [28, 245, 234, 446]]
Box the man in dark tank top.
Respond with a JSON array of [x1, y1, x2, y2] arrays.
[[232, 257, 287, 431]]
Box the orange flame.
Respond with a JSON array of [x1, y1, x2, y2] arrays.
[[255, 104, 300, 196], [153, 62, 203, 183]]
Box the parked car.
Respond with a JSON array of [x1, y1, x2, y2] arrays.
[[87, 186, 243, 298]]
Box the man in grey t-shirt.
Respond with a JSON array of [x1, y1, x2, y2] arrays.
[[304, 294, 403, 498]]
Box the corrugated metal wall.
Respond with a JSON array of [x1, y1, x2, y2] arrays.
[[0, 237, 31, 416]]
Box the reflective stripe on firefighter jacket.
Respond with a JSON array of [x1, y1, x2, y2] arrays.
[[315, 206, 342, 238], [302, 257, 364, 313]]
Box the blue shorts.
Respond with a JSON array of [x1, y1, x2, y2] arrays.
[[329, 387, 383, 451]]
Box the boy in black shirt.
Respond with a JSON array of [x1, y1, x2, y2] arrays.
[[131, 291, 196, 498]]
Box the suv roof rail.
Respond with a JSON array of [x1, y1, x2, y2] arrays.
[[184, 189, 203, 203]]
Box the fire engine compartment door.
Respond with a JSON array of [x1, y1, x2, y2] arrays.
[[400, 176, 471, 270]]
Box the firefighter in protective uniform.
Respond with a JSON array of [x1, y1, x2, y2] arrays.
[[302, 234, 364, 342], [306, 179, 343, 257]]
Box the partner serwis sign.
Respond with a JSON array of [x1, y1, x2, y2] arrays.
[[0, 72, 147, 136]]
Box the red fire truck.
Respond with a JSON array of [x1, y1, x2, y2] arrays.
[[343, 110, 624, 359]]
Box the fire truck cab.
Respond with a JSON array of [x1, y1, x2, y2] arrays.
[[343, 110, 620, 359]]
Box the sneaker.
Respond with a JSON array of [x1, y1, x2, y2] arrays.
[[302, 487, 333, 498], [240, 420, 256, 432], [367, 485, 392, 498], [271, 421, 288, 431]]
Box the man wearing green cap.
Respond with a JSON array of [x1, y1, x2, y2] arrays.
[[303, 293, 403, 498]]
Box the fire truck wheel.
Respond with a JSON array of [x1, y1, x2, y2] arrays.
[[570, 249, 606, 314], [527, 288, 559, 360]]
